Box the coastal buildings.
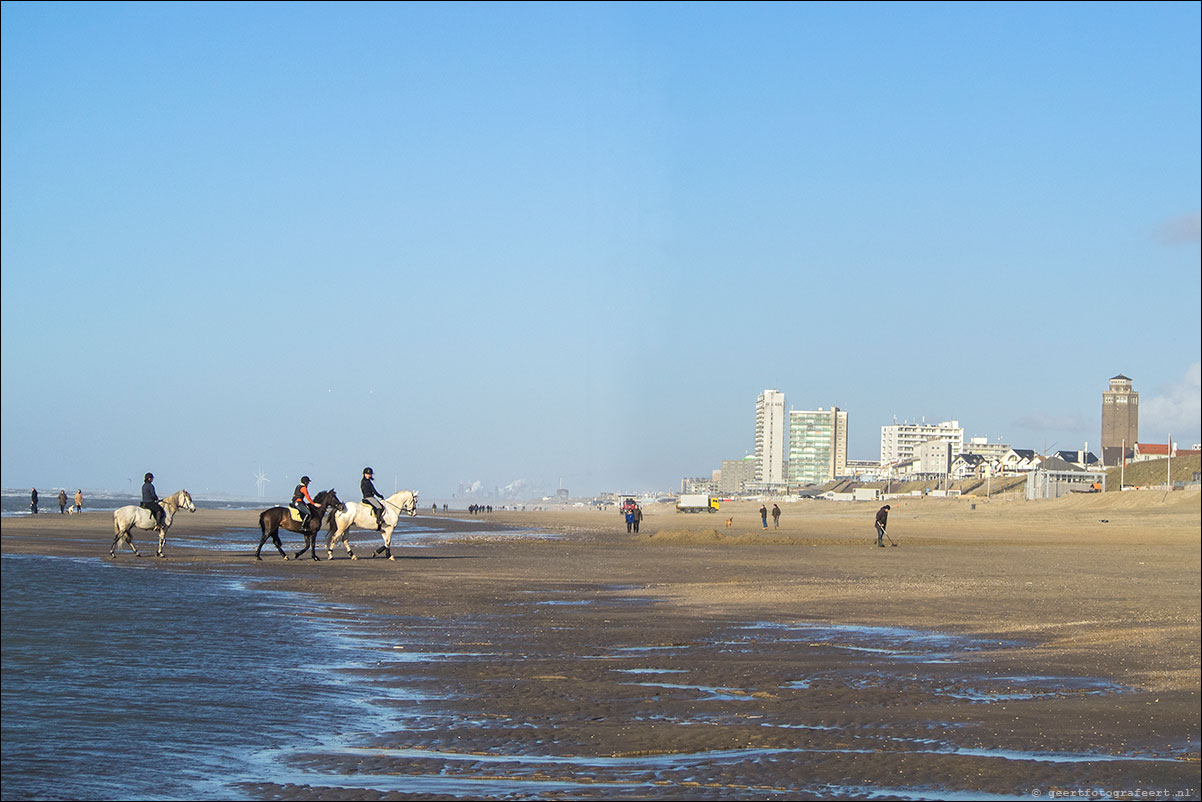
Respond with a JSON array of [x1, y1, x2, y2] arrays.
[[787, 407, 848, 485], [880, 420, 964, 467], [719, 456, 758, 495], [1101, 375, 1138, 466], [754, 390, 788, 487]]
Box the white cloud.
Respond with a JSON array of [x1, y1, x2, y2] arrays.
[[1141, 362, 1202, 442], [1158, 212, 1202, 244]]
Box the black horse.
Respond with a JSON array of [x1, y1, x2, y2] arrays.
[[256, 489, 345, 561]]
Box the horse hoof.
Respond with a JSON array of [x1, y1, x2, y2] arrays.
[[388, 555, 395, 561], [350, 554, 358, 561], [256, 556, 262, 561], [283, 555, 289, 561]]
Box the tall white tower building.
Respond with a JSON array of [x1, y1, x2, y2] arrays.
[[755, 389, 788, 485]]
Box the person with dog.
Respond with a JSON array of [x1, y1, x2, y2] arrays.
[[875, 504, 891, 547], [361, 467, 386, 531], [141, 473, 166, 530], [74, 489, 83, 513], [291, 476, 319, 530]]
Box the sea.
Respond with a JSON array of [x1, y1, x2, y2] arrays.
[[0, 552, 399, 800], [2, 488, 262, 517]]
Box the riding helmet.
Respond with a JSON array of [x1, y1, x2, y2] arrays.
[[363, 467, 373, 475], [145, 472, 154, 481], [300, 476, 310, 484]]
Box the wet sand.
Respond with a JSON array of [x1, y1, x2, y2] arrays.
[[3, 491, 1199, 800]]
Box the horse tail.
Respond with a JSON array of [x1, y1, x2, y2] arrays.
[[113, 511, 121, 536], [259, 510, 269, 536]]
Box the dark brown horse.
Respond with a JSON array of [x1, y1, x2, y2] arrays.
[[256, 489, 344, 561]]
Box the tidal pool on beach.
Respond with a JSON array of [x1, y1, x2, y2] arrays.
[[0, 553, 405, 800]]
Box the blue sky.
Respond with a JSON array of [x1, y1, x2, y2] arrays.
[[3, 2, 1199, 500]]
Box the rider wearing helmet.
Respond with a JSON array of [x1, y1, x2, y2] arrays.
[[140, 472, 166, 530], [291, 476, 318, 530], [361, 467, 385, 531]]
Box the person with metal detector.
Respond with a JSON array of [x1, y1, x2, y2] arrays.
[[875, 504, 895, 547]]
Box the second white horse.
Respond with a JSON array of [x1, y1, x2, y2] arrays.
[[326, 489, 418, 561]]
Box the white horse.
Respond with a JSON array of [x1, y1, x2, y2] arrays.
[[326, 489, 418, 561], [111, 489, 197, 558]]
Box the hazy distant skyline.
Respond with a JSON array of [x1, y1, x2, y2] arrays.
[[2, 2, 1199, 499]]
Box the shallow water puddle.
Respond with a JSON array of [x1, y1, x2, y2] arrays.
[[623, 681, 761, 702]]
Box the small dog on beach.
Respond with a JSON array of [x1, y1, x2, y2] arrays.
[[725, 517, 733, 529]]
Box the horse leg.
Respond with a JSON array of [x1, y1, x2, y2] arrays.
[[295, 527, 311, 560], [121, 528, 141, 558], [329, 523, 355, 560], [272, 531, 287, 559], [157, 526, 167, 558], [256, 521, 269, 560], [307, 533, 319, 561]]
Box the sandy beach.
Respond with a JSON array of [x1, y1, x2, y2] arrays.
[[2, 491, 1199, 800]]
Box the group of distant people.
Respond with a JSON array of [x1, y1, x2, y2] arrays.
[[29, 488, 83, 515], [467, 504, 492, 515]]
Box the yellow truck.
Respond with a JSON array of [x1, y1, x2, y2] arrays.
[[676, 494, 720, 513]]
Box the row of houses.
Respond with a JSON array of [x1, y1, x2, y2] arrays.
[[897, 441, 1197, 486]]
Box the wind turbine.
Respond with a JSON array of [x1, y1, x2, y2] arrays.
[[254, 469, 270, 498]]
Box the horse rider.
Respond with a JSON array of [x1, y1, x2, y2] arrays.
[[141, 472, 166, 530], [291, 476, 319, 530], [361, 467, 386, 531]]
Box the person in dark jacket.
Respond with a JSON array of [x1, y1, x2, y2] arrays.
[[292, 476, 318, 530], [361, 467, 385, 530], [58, 489, 68, 514], [875, 504, 891, 547], [141, 473, 165, 529], [30, 488, 38, 514]]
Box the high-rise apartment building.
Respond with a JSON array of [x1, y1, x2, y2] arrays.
[[880, 420, 964, 466], [719, 456, 759, 495], [1101, 374, 1138, 466], [754, 389, 788, 485], [788, 407, 848, 485]]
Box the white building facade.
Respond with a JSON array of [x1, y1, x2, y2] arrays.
[[880, 420, 964, 467], [755, 389, 788, 486]]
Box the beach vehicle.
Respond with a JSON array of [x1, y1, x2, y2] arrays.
[[676, 494, 719, 513]]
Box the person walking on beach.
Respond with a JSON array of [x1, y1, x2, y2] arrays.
[[633, 504, 643, 534], [58, 489, 68, 514], [291, 476, 319, 531], [141, 473, 166, 530], [771, 503, 781, 529], [875, 504, 891, 548], [760, 504, 768, 529], [361, 467, 386, 531], [30, 488, 38, 514], [625, 506, 635, 533], [74, 489, 83, 513]]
